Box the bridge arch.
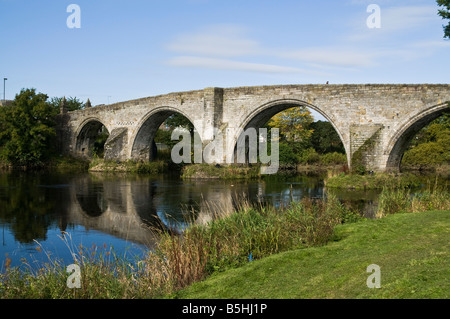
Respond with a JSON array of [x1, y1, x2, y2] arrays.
[[130, 106, 201, 161], [231, 98, 349, 165], [74, 118, 110, 158], [385, 102, 450, 171]]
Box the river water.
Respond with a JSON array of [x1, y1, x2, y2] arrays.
[[0, 170, 403, 270]]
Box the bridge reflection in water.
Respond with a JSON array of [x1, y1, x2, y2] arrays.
[[1, 171, 386, 269], [64, 173, 269, 248]]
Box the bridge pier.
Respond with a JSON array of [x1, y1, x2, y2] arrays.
[[349, 124, 386, 173], [104, 128, 129, 161]]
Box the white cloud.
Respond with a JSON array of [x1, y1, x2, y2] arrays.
[[166, 24, 377, 73], [410, 40, 450, 49], [381, 5, 438, 32], [165, 4, 445, 76], [346, 5, 440, 42], [277, 48, 377, 68], [167, 24, 260, 58], [167, 56, 331, 76]]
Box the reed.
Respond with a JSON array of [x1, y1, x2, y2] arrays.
[[141, 193, 352, 295], [376, 180, 450, 218]]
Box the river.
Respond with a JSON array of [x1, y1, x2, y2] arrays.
[[0, 170, 400, 270]]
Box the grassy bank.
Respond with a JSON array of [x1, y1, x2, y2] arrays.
[[181, 163, 346, 180], [89, 158, 175, 175], [48, 156, 90, 173], [178, 209, 449, 299], [181, 164, 262, 179], [0, 156, 90, 173], [1, 187, 448, 299]]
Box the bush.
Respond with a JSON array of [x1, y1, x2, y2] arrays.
[[278, 142, 299, 164], [320, 152, 347, 165], [402, 141, 449, 168], [299, 148, 320, 164]]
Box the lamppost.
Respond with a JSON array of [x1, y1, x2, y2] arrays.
[[3, 78, 7, 103]]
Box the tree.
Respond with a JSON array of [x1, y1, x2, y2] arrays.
[[309, 121, 345, 154], [437, 0, 450, 38], [164, 113, 194, 132], [266, 106, 314, 144], [0, 88, 56, 166], [48, 96, 85, 113]]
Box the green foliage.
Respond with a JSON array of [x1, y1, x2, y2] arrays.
[[298, 147, 320, 164], [267, 106, 314, 143], [164, 113, 194, 132], [48, 96, 85, 113], [154, 129, 175, 147], [277, 141, 300, 164], [437, 0, 450, 38], [309, 121, 345, 154], [320, 152, 347, 165], [92, 128, 110, 158], [402, 114, 450, 168], [0, 89, 56, 166]]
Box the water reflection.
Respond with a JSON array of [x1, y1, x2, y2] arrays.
[[0, 172, 387, 247], [1, 170, 414, 269]]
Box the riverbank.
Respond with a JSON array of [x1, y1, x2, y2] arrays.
[[88, 158, 174, 175], [177, 209, 449, 299], [180, 163, 346, 179], [0, 156, 90, 173], [0, 186, 448, 299]]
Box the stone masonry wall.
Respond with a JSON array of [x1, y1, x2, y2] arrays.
[[58, 84, 450, 172]]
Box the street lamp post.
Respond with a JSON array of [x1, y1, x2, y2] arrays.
[[3, 78, 7, 103]]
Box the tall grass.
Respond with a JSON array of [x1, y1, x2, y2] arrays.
[[142, 194, 356, 294], [377, 180, 450, 218], [0, 194, 355, 298]]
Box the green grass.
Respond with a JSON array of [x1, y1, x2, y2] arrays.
[[181, 164, 261, 179], [89, 158, 171, 174], [176, 210, 449, 299]]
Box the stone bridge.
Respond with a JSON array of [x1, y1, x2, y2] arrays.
[[57, 84, 450, 172]]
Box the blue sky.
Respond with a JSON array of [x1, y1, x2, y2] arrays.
[[1, 0, 449, 117]]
